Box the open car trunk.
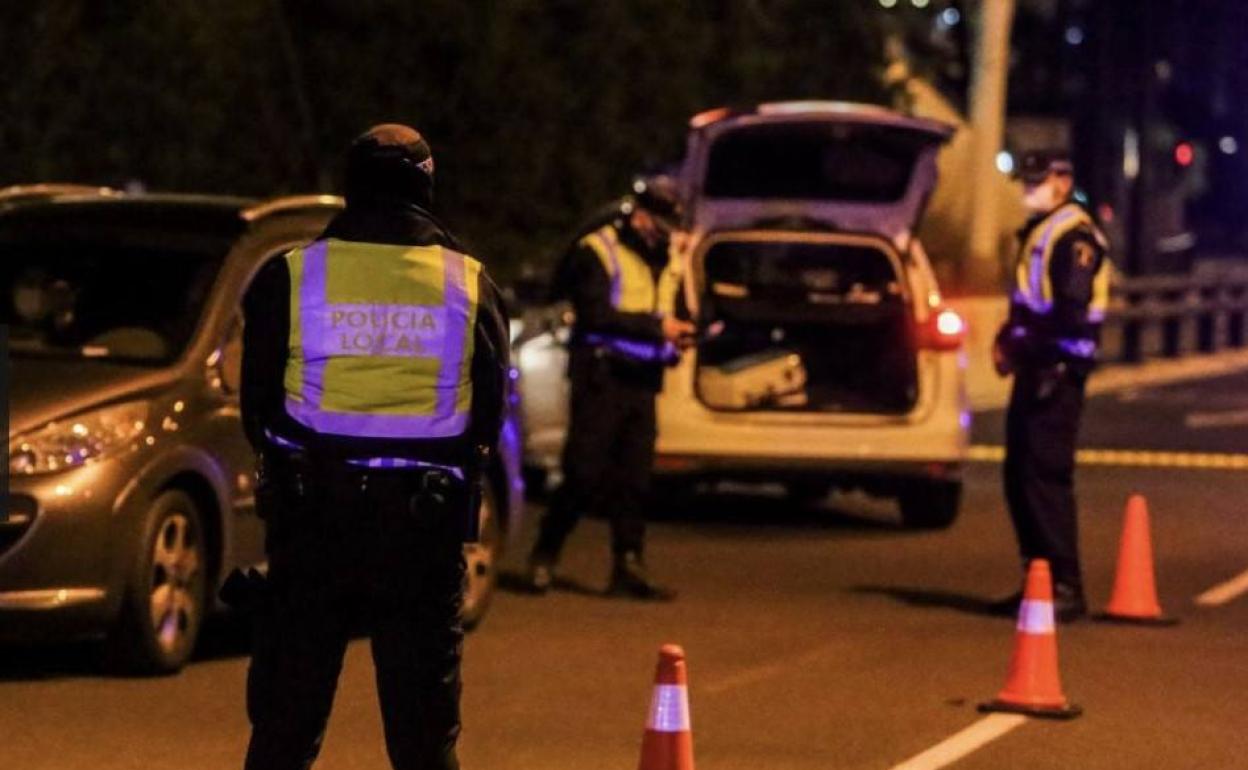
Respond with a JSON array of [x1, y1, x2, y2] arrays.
[[694, 234, 918, 415]]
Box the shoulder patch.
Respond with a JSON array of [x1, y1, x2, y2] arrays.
[[1073, 239, 1097, 269]]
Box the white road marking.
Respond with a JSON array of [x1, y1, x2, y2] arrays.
[[969, 445, 1248, 470], [1195, 568, 1248, 607], [700, 645, 833, 695], [1185, 408, 1248, 429], [888, 714, 1028, 770]]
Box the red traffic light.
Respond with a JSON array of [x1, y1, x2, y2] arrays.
[[1174, 141, 1195, 167]]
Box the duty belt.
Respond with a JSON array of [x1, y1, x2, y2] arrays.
[[578, 333, 678, 364]]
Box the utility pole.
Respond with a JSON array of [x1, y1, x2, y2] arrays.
[[965, 0, 1017, 291]]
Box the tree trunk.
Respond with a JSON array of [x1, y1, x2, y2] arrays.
[[966, 0, 1016, 291]]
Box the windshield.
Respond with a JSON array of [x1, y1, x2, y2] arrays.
[[0, 210, 234, 364], [703, 122, 925, 202]]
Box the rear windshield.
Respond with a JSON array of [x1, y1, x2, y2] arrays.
[[0, 206, 239, 364], [703, 122, 924, 202]]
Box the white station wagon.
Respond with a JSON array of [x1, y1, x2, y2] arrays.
[[517, 102, 969, 528]]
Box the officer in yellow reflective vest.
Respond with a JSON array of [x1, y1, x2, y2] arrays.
[[525, 177, 695, 600], [237, 125, 509, 770], [992, 149, 1110, 623]]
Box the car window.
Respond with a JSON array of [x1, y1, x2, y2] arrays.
[[0, 210, 235, 365], [703, 123, 925, 202]]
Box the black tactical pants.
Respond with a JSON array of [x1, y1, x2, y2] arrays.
[[1004, 365, 1089, 590], [533, 357, 658, 562], [245, 460, 466, 770]]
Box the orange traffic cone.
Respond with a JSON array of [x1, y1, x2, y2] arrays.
[[979, 559, 1082, 719], [1096, 494, 1178, 626], [638, 644, 695, 770]]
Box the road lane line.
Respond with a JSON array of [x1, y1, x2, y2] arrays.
[[1185, 408, 1248, 429], [1196, 568, 1248, 606], [701, 646, 832, 695], [888, 714, 1028, 770], [969, 445, 1248, 470]]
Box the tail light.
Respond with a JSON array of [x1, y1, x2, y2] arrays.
[[918, 307, 966, 351]]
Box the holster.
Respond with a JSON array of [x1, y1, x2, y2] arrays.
[[218, 567, 269, 612]]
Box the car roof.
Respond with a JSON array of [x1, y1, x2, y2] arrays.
[[0, 190, 344, 231], [0, 183, 122, 204], [688, 101, 955, 140]]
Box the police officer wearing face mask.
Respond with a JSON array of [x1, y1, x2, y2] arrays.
[[524, 176, 695, 600], [991, 149, 1111, 623], [236, 124, 509, 770]]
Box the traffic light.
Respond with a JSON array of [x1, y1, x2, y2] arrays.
[[1174, 141, 1195, 168]]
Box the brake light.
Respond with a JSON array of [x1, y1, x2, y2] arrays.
[[919, 307, 966, 351]]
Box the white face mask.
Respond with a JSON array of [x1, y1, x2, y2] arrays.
[[1022, 181, 1060, 215]]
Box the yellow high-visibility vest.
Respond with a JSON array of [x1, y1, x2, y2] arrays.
[[580, 225, 680, 317], [282, 238, 480, 439], [1013, 202, 1111, 323]]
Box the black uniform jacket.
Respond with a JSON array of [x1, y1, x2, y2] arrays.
[[553, 219, 672, 392], [240, 198, 510, 468]]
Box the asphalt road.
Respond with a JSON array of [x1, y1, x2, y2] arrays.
[[3, 372, 1247, 770]]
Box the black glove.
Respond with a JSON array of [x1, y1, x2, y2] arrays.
[[992, 324, 1018, 377]]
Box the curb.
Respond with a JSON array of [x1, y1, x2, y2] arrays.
[[969, 349, 1248, 412]]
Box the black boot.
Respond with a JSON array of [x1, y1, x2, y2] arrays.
[[988, 584, 1086, 623], [606, 552, 676, 601], [522, 557, 554, 595], [1053, 581, 1087, 623]]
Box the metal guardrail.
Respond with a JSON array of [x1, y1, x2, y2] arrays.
[[1102, 267, 1248, 362]]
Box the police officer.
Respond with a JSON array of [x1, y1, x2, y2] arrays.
[[238, 124, 509, 770], [525, 178, 695, 600], [992, 149, 1110, 622]]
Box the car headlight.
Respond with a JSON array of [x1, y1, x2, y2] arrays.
[[9, 400, 151, 476]]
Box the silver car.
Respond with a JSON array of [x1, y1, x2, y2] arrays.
[[2, 191, 524, 672]]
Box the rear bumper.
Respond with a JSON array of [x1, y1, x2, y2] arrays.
[[656, 352, 968, 467], [653, 453, 961, 486]]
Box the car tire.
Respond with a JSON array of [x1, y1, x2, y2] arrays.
[[106, 489, 207, 675], [461, 484, 501, 630], [898, 480, 962, 530]]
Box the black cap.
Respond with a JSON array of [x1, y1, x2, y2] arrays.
[[1017, 149, 1074, 184], [631, 174, 682, 225], [344, 124, 434, 206], [348, 124, 434, 178]]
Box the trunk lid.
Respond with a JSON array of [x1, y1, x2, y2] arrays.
[[683, 102, 954, 242]]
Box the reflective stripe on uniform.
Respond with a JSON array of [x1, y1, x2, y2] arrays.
[[282, 238, 479, 439]]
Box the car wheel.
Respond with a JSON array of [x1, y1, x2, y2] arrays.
[[898, 480, 962, 530], [107, 489, 207, 674], [461, 484, 501, 630]]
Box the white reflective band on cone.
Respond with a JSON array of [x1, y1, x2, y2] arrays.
[[1016, 599, 1055, 634], [646, 684, 691, 732]]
